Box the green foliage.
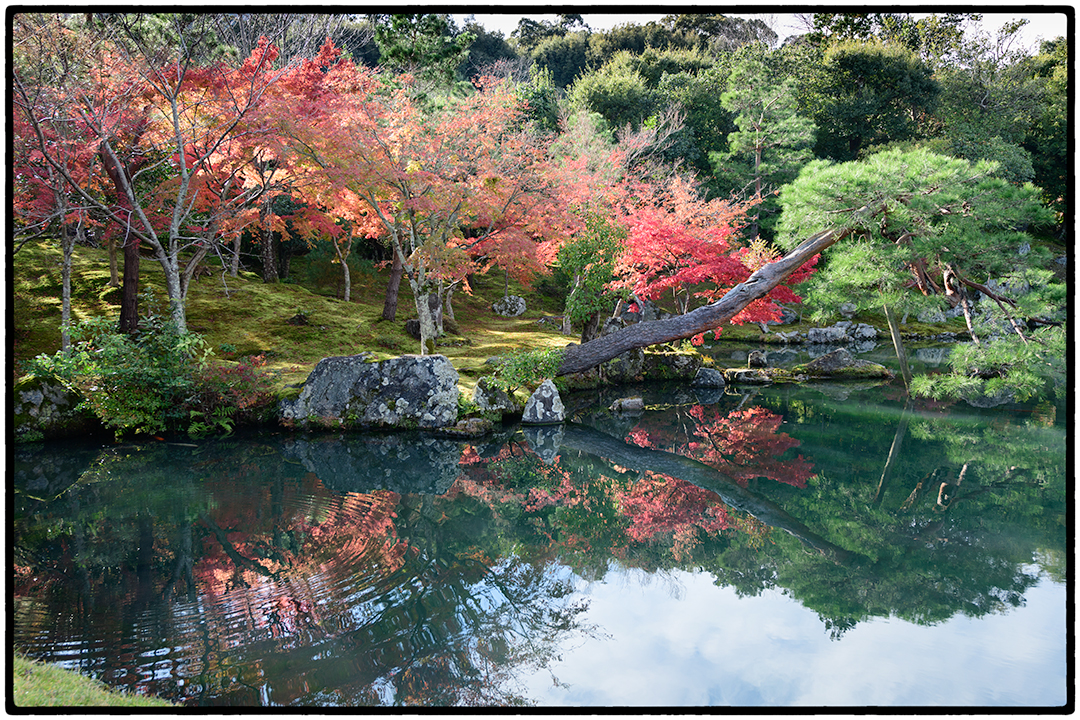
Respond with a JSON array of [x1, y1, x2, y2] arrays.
[[558, 211, 628, 328], [188, 406, 235, 438], [567, 53, 657, 131], [24, 291, 209, 437], [373, 14, 474, 86], [188, 353, 280, 427], [531, 31, 589, 89], [712, 48, 816, 237], [911, 324, 1066, 404], [490, 347, 566, 395], [807, 40, 939, 160]]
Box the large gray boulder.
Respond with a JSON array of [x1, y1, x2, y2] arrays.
[[492, 295, 527, 317], [521, 379, 565, 425], [281, 353, 460, 429]]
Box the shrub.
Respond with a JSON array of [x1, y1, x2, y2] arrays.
[[24, 294, 209, 437], [187, 354, 280, 434], [489, 347, 565, 395]]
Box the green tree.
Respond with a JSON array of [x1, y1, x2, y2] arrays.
[[1022, 37, 1069, 222], [567, 52, 657, 131], [808, 40, 939, 161], [558, 211, 627, 342], [531, 30, 589, 89], [776, 147, 1061, 399], [713, 49, 816, 238], [373, 14, 474, 86]]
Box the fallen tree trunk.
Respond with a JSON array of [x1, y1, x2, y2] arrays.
[[556, 225, 855, 376]]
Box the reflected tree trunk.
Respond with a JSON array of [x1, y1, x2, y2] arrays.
[[560, 423, 862, 566], [872, 399, 912, 507]]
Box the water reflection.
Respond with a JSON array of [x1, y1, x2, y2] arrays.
[[12, 385, 1066, 707]]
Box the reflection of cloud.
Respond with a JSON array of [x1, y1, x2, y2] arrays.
[[524, 568, 1066, 708]]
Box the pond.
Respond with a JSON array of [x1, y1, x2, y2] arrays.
[[11, 372, 1068, 708]]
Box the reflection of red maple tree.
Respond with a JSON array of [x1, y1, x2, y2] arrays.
[[616, 472, 732, 561], [628, 405, 814, 488]]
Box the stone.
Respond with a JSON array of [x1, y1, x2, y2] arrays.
[[280, 353, 460, 429], [404, 318, 421, 339], [850, 323, 878, 341], [724, 368, 775, 384], [690, 367, 726, 388], [609, 396, 645, 414], [521, 379, 565, 425], [603, 347, 645, 383], [839, 302, 857, 319], [801, 348, 893, 379], [807, 326, 848, 343], [748, 350, 767, 368], [13, 375, 101, 442], [642, 350, 702, 380], [472, 377, 522, 416], [492, 295, 527, 317], [917, 308, 946, 324]]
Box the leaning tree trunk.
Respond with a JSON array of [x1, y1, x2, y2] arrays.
[[555, 224, 858, 376]]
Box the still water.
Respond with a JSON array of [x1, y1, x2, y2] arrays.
[[11, 374, 1068, 708]]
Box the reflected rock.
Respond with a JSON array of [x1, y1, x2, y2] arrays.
[[13, 441, 103, 500], [748, 350, 768, 368], [522, 380, 565, 425], [691, 387, 725, 405], [609, 396, 644, 415], [642, 350, 702, 380], [522, 424, 565, 464], [691, 367, 726, 388], [915, 347, 949, 366], [281, 433, 466, 495]]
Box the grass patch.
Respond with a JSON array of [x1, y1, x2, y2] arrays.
[[13, 239, 574, 396], [12, 654, 174, 707]]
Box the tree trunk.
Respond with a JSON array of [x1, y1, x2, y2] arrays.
[[107, 234, 120, 287], [382, 250, 404, 321], [883, 303, 912, 391], [871, 399, 912, 506], [59, 210, 76, 350], [118, 231, 140, 333], [559, 424, 858, 565], [555, 225, 853, 376], [414, 288, 437, 355], [580, 311, 601, 344], [260, 199, 278, 284], [230, 233, 241, 277]]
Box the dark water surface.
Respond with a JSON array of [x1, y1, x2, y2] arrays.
[[11, 379, 1067, 708]]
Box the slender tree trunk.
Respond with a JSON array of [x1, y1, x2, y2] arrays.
[[414, 287, 437, 355], [230, 233, 241, 277], [580, 312, 601, 344], [260, 198, 278, 284], [119, 230, 140, 333], [333, 235, 354, 302], [382, 250, 404, 321], [107, 234, 120, 287], [883, 303, 912, 391]]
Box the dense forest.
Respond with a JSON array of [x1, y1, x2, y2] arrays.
[[11, 12, 1068, 437]]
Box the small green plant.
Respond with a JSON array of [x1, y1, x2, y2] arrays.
[[218, 343, 237, 356], [188, 354, 279, 426], [490, 347, 565, 395], [188, 407, 236, 438]]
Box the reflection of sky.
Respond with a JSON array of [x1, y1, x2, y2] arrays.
[[522, 566, 1067, 707]]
